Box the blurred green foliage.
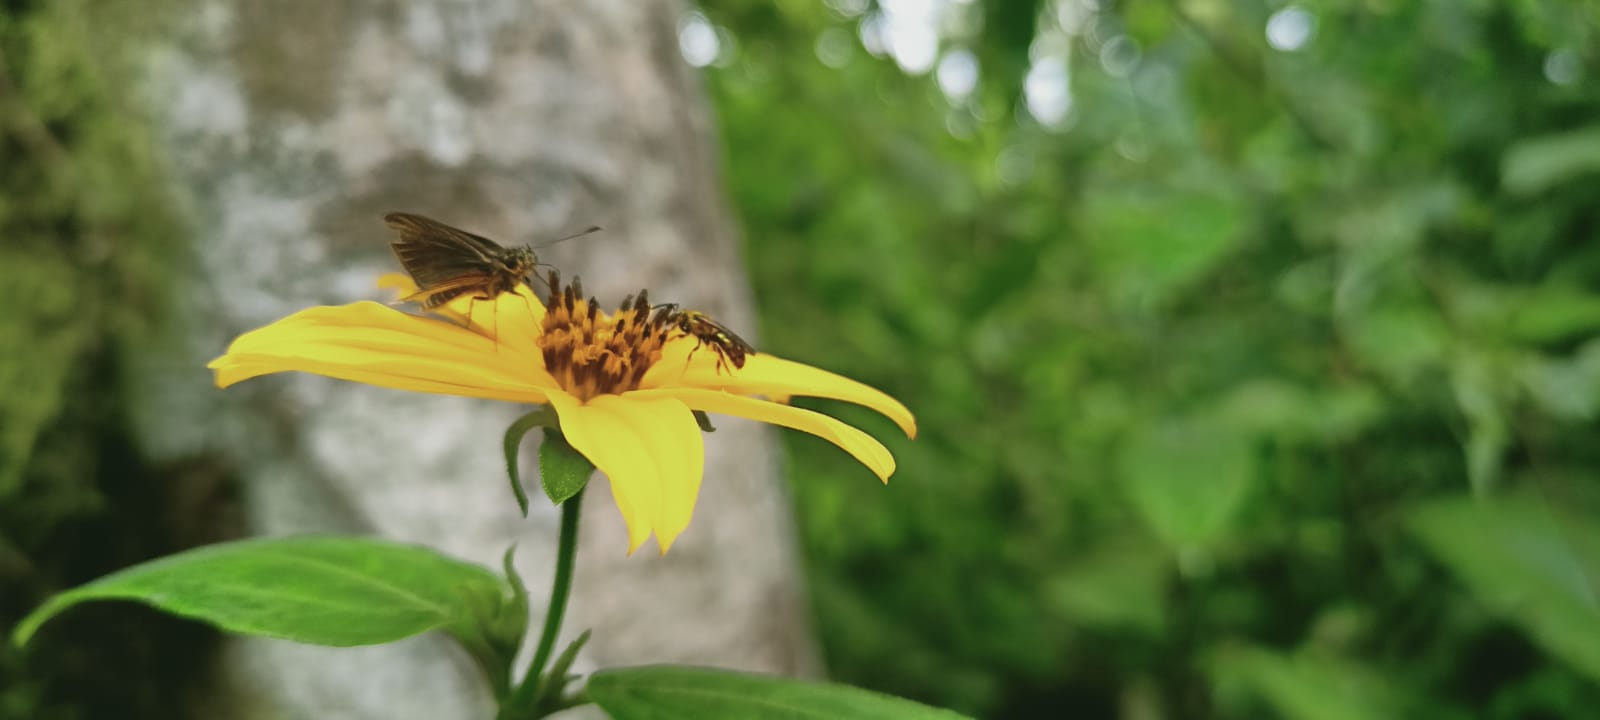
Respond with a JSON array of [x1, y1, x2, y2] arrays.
[[700, 0, 1600, 717], [4, 0, 1598, 718], [0, 2, 228, 718]]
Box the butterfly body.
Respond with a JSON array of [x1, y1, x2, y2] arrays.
[[385, 212, 541, 309]]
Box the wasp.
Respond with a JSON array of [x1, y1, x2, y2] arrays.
[[384, 212, 596, 332], [656, 305, 756, 374]]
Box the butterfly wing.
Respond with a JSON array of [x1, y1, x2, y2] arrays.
[[398, 272, 501, 309], [384, 212, 509, 288]]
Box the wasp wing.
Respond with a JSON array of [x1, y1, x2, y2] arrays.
[[700, 315, 756, 355]]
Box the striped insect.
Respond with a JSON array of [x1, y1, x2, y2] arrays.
[[656, 305, 756, 374]]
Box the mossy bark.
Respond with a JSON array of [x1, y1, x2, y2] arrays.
[[0, 1, 236, 718]]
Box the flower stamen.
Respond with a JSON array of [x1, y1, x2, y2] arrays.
[[538, 270, 673, 400]]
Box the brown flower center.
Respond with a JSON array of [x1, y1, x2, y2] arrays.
[[536, 271, 673, 401]]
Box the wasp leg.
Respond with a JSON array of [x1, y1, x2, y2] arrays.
[[684, 341, 702, 371]]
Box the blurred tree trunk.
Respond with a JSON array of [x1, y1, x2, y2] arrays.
[[127, 1, 818, 717]]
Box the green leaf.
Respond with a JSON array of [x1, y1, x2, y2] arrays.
[[1450, 352, 1511, 495], [534, 629, 592, 712], [1212, 645, 1407, 720], [587, 666, 973, 720], [693, 410, 717, 433], [540, 430, 593, 506], [1501, 125, 1600, 196], [505, 406, 559, 517], [1085, 186, 1244, 308], [1046, 540, 1169, 633], [1342, 304, 1449, 385], [1411, 493, 1600, 683], [1518, 339, 1600, 422], [493, 546, 529, 654], [1509, 285, 1600, 343], [1215, 379, 1384, 444], [14, 536, 509, 649], [1119, 416, 1258, 550]]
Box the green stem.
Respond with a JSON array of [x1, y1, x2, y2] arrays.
[[529, 487, 583, 684], [499, 487, 584, 719]]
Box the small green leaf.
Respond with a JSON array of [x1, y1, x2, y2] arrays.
[[1501, 125, 1600, 196], [1085, 186, 1244, 308], [587, 665, 972, 720], [14, 536, 509, 649], [1411, 493, 1600, 683], [1212, 645, 1407, 720], [693, 410, 717, 433], [540, 430, 593, 505], [1509, 285, 1600, 343], [494, 546, 529, 654], [1120, 416, 1257, 550], [504, 406, 559, 517], [535, 629, 592, 711], [1046, 540, 1169, 633]]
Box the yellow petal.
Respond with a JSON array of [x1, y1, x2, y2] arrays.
[[378, 272, 547, 348], [212, 357, 552, 403], [376, 272, 418, 296], [209, 302, 558, 402], [642, 342, 916, 438], [629, 387, 896, 483], [547, 391, 705, 554]]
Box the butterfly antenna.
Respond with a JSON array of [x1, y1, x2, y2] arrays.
[[535, 225, 603, 250]]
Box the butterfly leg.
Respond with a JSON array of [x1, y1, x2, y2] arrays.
[[518, 292, 537, 328], [476, 293, 500, 349]]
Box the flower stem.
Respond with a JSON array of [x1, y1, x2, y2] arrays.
[[529, 486, 582, 684], [500, 487, 584, 719]]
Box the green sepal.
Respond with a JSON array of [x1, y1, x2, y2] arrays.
[[504, 406, 560, 517], [539, 429, 594, 505], [491, 545, 530, 657], [692, 410, 717, 433], [534, 629, 593, 712]]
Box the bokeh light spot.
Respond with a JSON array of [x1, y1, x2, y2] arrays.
[[678, 12, 720, 68], [937, 48, 979, 99], [1025, 55, 1073, 127], [1265, 6, 1315, 52], [816, 27, 855, 69], [1545, 48, 1582, 86]]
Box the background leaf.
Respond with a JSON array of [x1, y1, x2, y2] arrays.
[[1411, 493, 1600, 683], [1212, 645, 1410, 720], [587, 666, 973, 720], [701, 0, 1600, 714], [14, 536, 511, 648], [1501, 126, 1600, 196], [1119, 416, 1258, 550]]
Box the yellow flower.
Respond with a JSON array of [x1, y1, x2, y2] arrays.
[[208, 274, 915, 555]]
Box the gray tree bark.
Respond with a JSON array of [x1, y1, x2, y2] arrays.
[[126, 2, 818, 717]]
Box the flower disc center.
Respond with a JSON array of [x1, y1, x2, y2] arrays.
[[537, 272, 670, 400]]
